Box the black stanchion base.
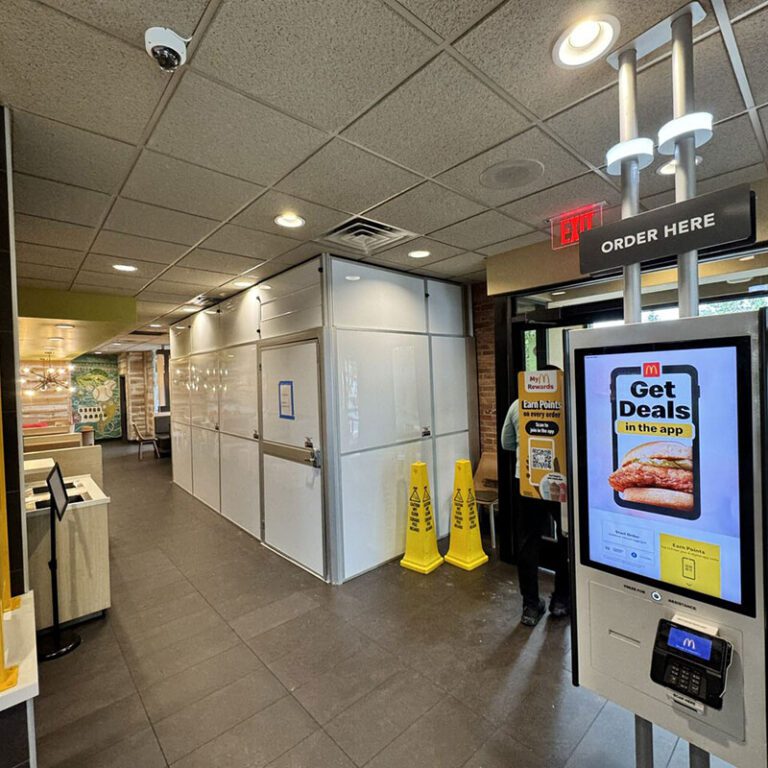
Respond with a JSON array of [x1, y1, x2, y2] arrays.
[[37, 629, 82, 662]]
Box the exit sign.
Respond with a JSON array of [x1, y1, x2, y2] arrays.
[[550, 203, 604, 250]]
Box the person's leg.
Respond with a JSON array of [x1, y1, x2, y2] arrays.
[[550, 505, 571, 617], [515, 491, 547, 625]]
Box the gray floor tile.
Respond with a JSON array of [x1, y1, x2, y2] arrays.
[[266, 731, 355, 767], [366, 697, 493, 768], [292, 643, 402, 725], [154, 666, 286, 763], [325, 669, 443, 766], [37, 694, 149, 768], [170, 696, 317, 768], [463, 732, 550, 768], [141, 643, 266, 722], [230, 591, 321, 641], [48, 727, 167, 768], [666, 739, 734, 768]]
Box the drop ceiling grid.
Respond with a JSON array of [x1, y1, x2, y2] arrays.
[[4, 0, 768, 331]]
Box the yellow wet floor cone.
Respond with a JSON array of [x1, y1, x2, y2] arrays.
[[400, 462, 444, 574], [445, 459, 489, 571]]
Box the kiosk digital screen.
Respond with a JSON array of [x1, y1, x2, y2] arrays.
[[667, 627, 712, 661], [575, 336, 755, 615]]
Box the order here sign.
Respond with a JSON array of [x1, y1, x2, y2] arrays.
[[579, 184, 754, 274]]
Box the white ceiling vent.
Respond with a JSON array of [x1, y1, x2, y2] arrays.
[[319, 216, 415, 255]]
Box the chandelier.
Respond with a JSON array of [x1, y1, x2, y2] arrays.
[[20, 354, 75, 395]]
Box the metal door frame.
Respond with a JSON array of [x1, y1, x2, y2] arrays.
[[257, 329, 336, 582]]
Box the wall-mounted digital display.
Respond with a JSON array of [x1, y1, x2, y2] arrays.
[[575, 337, 755, 615]]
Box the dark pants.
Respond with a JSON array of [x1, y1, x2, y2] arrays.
[[515, 480, 571, 608]]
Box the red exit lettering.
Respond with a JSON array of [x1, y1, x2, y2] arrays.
[[551, 203, 603, 250]]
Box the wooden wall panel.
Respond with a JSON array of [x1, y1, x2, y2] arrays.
[[119, 352, 156, 440]]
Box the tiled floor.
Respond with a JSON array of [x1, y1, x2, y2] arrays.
[[34, 442, 731, 767]]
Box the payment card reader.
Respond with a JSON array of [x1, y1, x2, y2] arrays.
[[651, 619, 732, 711]]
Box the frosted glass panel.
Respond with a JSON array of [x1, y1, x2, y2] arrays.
[[189, 310, 221, 354], [171, 421, 192, 493], [427, 280, 464, 336], [219, 344, 259, 438], [337, 330, 432, 454], [263, 454, 323, 576], [434, 431, 470, 537], [219, 290, 261, 347], [261, 341, 320, 448], [170, 359, 190, 424], [220, 434, 260, 538], [260, 259, 322, 339], [170, 324, 190, 359], [192, 426, 220, 512], [431, 336, 469, 436], [332, 259, 427, 332], [341, 441, 433, 579], [189, 353, 220, 430]]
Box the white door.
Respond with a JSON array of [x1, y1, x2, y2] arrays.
[[260, 340, 324, 577], [192, 426, 220, 512], [220, 433, 260, 538]]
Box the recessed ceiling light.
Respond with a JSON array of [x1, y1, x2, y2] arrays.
[[48, 336, 64, 342], [551, 290, 567, 296], [274, 213, 305, 229], [656, 155, 703, 176], [149, 323, 163, 328], [113, 264, 138, 272], [738, 255, 755, 262], [94, 351, 103, 355], [234, 280, 254, 288], [112, 342, 122, 346], [180, 305, 197, 312], [553, 16, 619, 69], [55, 323, 74, 330], [408, 250, 431, 259], [260, 284, 272, 290], [345, 275, 361, 281]]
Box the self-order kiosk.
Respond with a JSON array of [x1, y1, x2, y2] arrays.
[[566, 310, 767, 767]]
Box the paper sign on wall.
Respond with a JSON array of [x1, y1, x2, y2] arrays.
[[278, 380, 295, 420], [518, 370, 567, 502]]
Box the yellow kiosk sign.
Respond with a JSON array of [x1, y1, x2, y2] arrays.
[[518, 370, 568, 502]]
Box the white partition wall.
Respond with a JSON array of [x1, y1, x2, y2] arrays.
[[170, 254, 475, 583]]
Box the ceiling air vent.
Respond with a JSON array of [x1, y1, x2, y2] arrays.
[[129, 330, 167, 337], [319, 216, 415, 255]]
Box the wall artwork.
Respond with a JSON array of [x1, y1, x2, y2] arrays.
[[71, 354, 122, 440]]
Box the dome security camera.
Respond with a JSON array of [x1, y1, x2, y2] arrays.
[[145, 27, 188, 72]]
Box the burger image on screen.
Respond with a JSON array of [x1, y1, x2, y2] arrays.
[[608, 441, 694, 512]]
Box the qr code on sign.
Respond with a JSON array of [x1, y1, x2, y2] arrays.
[[531, 447, 554, 470]]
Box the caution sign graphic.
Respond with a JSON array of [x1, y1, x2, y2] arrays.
[[445, 459, 488, 571], [400, 462, 444, 574]]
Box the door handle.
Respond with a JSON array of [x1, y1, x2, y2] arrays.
[[304, 447, 321, 468], [214, 423, 220, 431], [253, 429, 260, 440], [421, 426, 432, 437]]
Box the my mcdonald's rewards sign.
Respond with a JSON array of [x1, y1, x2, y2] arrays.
[[518, 370, 568, 502]]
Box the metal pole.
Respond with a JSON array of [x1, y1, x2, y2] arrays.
[[635, 715, 655, 768], [672, 9, 699, 318], [619, 48, 642, 324], [689, 744, 710, 768]]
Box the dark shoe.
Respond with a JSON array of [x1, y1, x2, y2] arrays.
[[521, 599, 546, 627], [549, 595, 570, 618]]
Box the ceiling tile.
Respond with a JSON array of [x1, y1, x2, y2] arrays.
[[396, 0, 503, 38], [176, 249, 264, 275], [479, 230, 549, 256], [137, 300, 179, 317], [122, 150, 265, 221], [16, 261, 75, 282], [0, 0, 166, 142], [37, 0, 208, 45], [78, 253, 167, 279], [368, 236, 463, 267], [14, 216, 94, 251], [91, 230, 187, 264], [276, 139, 420, 213], [145, 280, 205, 298], [546, 33, 746, 167], [14, 173, 110, 226], [271, 242, 324, 267], [104, 198, 216, 245], [364, 181, 485, 234], [149, 73, 328, 185], [726, 1, 764, 19], [455, 0, 714, 119], [137, 289, 194, 304], [501, 173, 620, 229], [735, 8, 768, 106], [421, 252, 486, 276], [696, 114, 764, 180], [343, 54, 529, 176], [73, 270, 147, 292], [17, 276, 71, 290], [193, 0, 434, 130], [15, 242, 84, 269], [162, 266, 234, 287], [459, 270, 487, 283], [438, 126, 588, 206], [429, 210, 531, 249], [12, 111, 135, 194], [234, 191, 347, 240], [201, 224, 299, 260]]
